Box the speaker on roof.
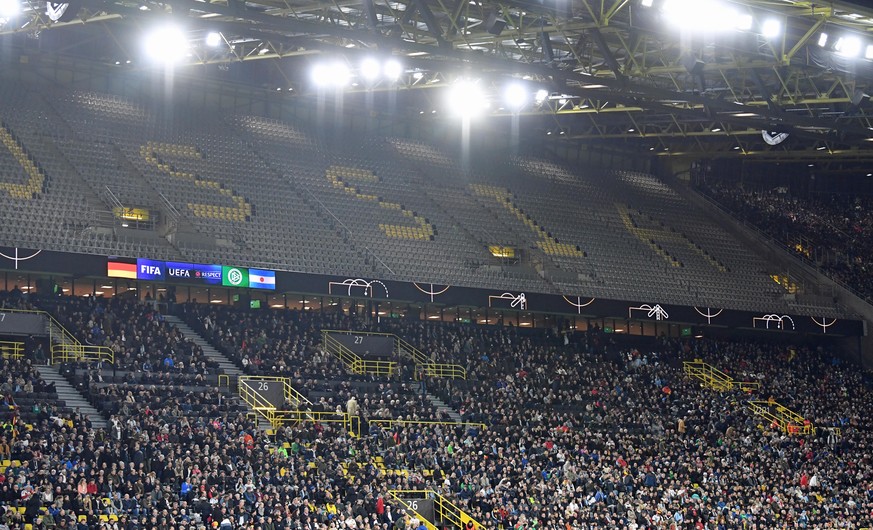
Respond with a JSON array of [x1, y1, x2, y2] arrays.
[[485, 9, 507, 35]]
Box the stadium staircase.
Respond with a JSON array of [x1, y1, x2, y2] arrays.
[[35, 365, 108, 429], [163, 315, 243, 382], [163, 315, 274, 431], [425, 393, 462, 423]]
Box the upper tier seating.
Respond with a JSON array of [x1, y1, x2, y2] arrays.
[[0, 79, 838, 315]]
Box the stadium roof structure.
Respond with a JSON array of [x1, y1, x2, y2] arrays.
[[4, 0, 873, 163]]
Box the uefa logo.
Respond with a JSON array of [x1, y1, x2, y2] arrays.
[[227, 267, 244, 286]]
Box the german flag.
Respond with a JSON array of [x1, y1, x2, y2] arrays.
[[107, 261, 137, 279]]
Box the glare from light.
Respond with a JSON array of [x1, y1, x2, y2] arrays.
[[735, 14, 753, 31], [312, 61, 351, 88], [534, 89, 549, 104], [205, 32, 222, 47], [818, 33, 828, 47], [0, 0, 18, 17], [504, 83, 528, 110], [447, 80, 489, 118], [762, 19, 781, 39], [835, 36, 862, 57], [662, 0, 749, 32], [144, 25, 189, 64], [867, 45, 873, 60], [384, 59, 403, 80], [360, 57, 380, 81]]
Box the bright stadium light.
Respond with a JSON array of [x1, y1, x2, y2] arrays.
[[312, 61, 351, 88], [867, 45, 873, 60], [818, 33, 829, 47], [504, 83, 528, 110], [144, 24, 189, 64], [0, 0, 19, 18], [762, 19, 781, 39], [662, 0, 750, 33], [205, 32, 222, 47], [360, 57, 380, 81], [835, 36, 862, 57], [384, 59, 403, 81], [534, 89, 549, 105], [447, 79, 489, 118]]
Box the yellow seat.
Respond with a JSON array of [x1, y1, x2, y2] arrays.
[[99, 515, 109, 522]]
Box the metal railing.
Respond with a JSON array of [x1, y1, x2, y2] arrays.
[[683, 360, 759, 392], [0, 308, 114, 365], [747, 399, 815, 435], [51, 343, 114, 365], [322, 330, 466, 379], [237, 376, 359, 436], [322, 331, 398, 376], [0, 341, 24, 359], [388, 490, 484, 530], [239, 375, 312, 407]]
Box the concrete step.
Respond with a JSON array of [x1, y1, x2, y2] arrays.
[[164, 315, 243, 377], [36, 364, 108, 429], [426, 393, 463, 423]]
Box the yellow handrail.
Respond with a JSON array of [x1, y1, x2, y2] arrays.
[[0, 308, 110, 365], [683, 360, 758, 392], [388, 490, 484, 530], [0, 341, 24, 359], [322, 332, 398, 376], [747, 400, 814, 435], [50, 344, 114, 365], [239, 375, 313, 407], [322, 330, 465, 379]]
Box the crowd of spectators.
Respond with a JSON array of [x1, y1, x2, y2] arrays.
[[698, 181, 873, 299], [1, 295, 872, 529]]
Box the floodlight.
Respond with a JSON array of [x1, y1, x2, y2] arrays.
[[534, 89, 548, 105], [205, 32, 222, 47], [447, 80, 489, 118], [818, 33, 828, 47], [762, 19, 780, 38], [835, 36, 862, 57], [0, 0, 18, 17], [384, 59, 403, 81], [867, 45, 873, 60], [503, 83, 528, 110], [144, 25, 189, 64], [312, 61, 351, 88], [663, 0, 755, 33], [640, 0, 653, 6], [360, 58, 380, 81]]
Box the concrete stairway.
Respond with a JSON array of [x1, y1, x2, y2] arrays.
[[163, 315, 244, 381], [35, 364, 108, 429], [425, 393, 463, 423]]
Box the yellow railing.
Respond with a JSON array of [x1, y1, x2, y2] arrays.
[[388, 490, 484, 530], [50, 344, 114, 365], [683, 360, 759, 392], [238, 379, 276, 411], [269, 410, 360, 437], [239, 375, 312, 407], [369, 419, 486, 432], [322, 331, 398, 376], [0, 308, 97, 364], [0, 341, 24, 359], [747, 400, 815, 435], [218, 374, 230, 388], [237, 377, 359, 436], [322, 330, 465, 379]]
